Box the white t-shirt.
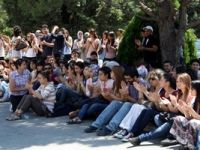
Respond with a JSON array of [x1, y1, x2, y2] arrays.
[[25, 48, 37, 58]]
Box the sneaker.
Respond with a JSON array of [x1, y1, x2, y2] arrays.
[[122, 132, 134, 142], [129, 137, 141, 146], [161, 138, 179, 146], [96, 127, 112, 136], [113, 129, 128, 139], [84, 126, 98, 133]]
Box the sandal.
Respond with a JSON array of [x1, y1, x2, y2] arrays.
[[68, 110, 79, 119], [6, 114, 21, 121], [67, 117, 82, 124]]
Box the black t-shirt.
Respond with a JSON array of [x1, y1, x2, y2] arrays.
[[41, 34, 54, 56], [142, 35, 158, 65], [51, 34, 65, 55]]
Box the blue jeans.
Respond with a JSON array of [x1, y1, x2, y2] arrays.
[[78, 96, 109, 120], [106, 102, 133, 132], [131, 108, 158, 136], [196, 130, 200, 150], [138, 114, 173, 142], [92, 101, 124, 128], [53, 86, 87, 117]]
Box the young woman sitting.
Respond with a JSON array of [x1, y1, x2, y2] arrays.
[[6, 71, 56, 121]]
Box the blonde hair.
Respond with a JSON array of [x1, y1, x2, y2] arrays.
[[177, 73, 191, 102], [147, 69, 164, 81]]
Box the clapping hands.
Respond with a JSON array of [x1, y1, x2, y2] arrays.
[[119, 81, 129, 99]]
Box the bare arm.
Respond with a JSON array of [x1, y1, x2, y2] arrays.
[[64, 36, 73, 48]]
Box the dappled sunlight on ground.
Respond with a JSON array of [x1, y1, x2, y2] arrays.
[[0, 103, 181, 150]]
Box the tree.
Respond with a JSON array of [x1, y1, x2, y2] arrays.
[[136, 0, 200, 65], [2, 0, 135, 35], [117, 17, 142, 66]]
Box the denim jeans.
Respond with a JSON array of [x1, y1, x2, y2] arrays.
[[78, 96, 109, 120], [197, 130, 200, 150], [106, 102, 133, 132], [92, 101, 124, 128], [58, 86, 87, 108], [53, 86, 86, 117], [138, 114, 173, 142], [131, 108, 158, 136]]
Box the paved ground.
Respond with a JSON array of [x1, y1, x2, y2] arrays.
[[0, 103, 181, 150]]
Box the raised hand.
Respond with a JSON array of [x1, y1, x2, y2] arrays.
[[135, 39, 142, 46], [169, 94, 178, 106]]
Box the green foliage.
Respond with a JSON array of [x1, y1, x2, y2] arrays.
[[183, 29, 198, 64], [2, 0, 136, 36], [117, 16, 143, 65], [171, 0, 180, 10], [1, 27, 12, 36], [0, 0, 9, 34]]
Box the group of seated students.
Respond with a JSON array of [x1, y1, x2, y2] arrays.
[[1, 54, 200, 150]]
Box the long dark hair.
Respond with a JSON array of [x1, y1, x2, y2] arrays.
[[192, 81, 200, 113], [108, 31, 115, 46], [112, 66, 124, 94]]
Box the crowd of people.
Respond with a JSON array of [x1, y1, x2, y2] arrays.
[[0, 24, 200, 150]]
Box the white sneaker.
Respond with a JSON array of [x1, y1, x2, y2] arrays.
[[113, 129, 128, 139]]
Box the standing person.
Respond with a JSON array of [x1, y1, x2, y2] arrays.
[[63, 28, 73, 63], [6, 71, 56, 121], [98, 31, 108, 61], [10, 26, 23, 59], [85, 29, 101, 59], [135, 26, 158, 69], [40, 24, 54, 58], [104, 31, 118, 62], [9, 59, 31, 112], [51, 26, 65, 60], [24, 33, 39, 61], [73, 31, 84, 60]]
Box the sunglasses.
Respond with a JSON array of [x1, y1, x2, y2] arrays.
[[149, 77, 157, 81]]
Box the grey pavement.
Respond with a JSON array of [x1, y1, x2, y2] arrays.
[[0, 103, 181, 150]]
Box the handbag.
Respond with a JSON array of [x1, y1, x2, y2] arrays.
[[15, 39, 28, 51]]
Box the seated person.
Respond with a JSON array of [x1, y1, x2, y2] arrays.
[[0, 80, 9, 102], [6, 71, 56, 121]]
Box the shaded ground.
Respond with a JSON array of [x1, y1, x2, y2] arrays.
[[0, 103, 181, 150]]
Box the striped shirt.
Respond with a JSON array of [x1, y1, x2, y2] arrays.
[[10, 69, 30, 96], [35, 82, 56, 112]]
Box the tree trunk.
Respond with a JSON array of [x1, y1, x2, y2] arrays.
[[158, 20, 179, 65], [157, 0, 181, 66]]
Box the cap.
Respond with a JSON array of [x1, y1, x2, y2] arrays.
[[143, 26, 153, 32]]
